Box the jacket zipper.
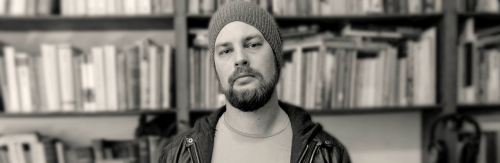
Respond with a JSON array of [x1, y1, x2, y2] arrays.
[[186, 138, 201, 163], [298, 145, 309, 163], [309, 141, 322, 163]]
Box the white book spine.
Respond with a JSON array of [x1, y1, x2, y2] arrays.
[[123, 0, 137, 15], [92, 47, 107, 111], [87, 0, 96, 15], [0, 0, 6, 14], [103, 45, 118, 111], [293, 47, 303, 106], [95, 0, 107, 15], [75, 0, 87, 15], [137, 0, 152, 14], [162, 44, 172, 108], [106, 0, 117, 15], [9, 0, 26, 15], [58, 44, 76, 111], [4, 46, 21, 113], [16, 53, 33, 113], [41, 44, 61, 112], [408, 0, 422, 13]]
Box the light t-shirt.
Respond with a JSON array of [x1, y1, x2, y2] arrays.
[[211, 113, 293, 163]]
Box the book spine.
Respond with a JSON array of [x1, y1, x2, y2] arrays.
[[137, 0, 152, 14], [73, 54, 83, 111], [104, 45, 118, 111], [125, 47, 140, 110], [9, 0, 27, 15], [16, 53, 33, 113], [487, 49, 500, 102], [116, 52, 128, 110], [75, 0, 87, 15], [105, 0, 117, 15], [161, 44, 172, 109], [408, 0, 422, 13], [138, 137, 149, 163], [123, 0, 137, 15], [189, 0, 200, 14], [162, 0, 174, 14], [0, 56, 10, 112], [148, 45, 160, 109], [58, 44, 76, 112], [4, 46, 20, 113], [92, 47, 107, 111], [0, 0, 6, 15], [137, 40, 150, 110]]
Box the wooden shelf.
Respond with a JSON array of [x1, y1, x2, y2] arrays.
[[188, 105, 441, 116], [457, 104, 500, 115], [0, 15, 175, 31], [187, 13, 443, 29], [0, 109, 176, 118]]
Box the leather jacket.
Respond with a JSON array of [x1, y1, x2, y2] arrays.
[[158, 101, 351, 163]]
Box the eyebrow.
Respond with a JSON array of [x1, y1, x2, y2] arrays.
[[244, 34, 262, 41], [215, 34, 263, 49]]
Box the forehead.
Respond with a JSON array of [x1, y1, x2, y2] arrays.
[[215, 21, 264, 44]]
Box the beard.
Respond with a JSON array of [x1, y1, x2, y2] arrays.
[[222, 66, 279, 112]]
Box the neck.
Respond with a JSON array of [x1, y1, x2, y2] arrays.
[[224, 90, 287, 136]]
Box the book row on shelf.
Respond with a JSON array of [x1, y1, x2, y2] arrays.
[[0, 39, 174, 114], [0, 133, 164, 163], [458, 18, 500, 105], [188, 24, 437, 110], [0, 0, 175, 16], [277, 25, 437, 109], [188, 0, 442, 16], [457, 0, 500, 13]]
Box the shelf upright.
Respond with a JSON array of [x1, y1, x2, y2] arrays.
[[422, 0, 459, 163], [175, 0, 190, 132]]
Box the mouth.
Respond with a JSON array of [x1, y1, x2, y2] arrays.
[[232, 73, 255, 84]]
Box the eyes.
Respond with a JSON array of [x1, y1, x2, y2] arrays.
[[218, 43, 262, 55]]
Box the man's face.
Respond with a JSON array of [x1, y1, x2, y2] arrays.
[[214, 21, 279, 112]]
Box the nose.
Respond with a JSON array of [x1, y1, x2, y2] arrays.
[[234, 48, 249, 67]]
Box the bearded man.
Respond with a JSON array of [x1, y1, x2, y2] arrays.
[[159, 1, 351, 163]]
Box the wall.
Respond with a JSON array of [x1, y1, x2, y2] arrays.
[[312, 112, 422, 163]]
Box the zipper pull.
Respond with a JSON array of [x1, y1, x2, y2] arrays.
[[185, 137, 194, 147]]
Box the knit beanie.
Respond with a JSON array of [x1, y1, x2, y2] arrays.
[[208, 1, 283, 68]]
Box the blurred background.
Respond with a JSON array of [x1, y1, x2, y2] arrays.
[[0, 0, 499, 163]]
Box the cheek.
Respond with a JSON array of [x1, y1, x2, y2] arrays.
[[215, 60, 231, 87]]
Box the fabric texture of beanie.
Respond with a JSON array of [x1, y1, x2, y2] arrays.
[[208, 0, 282, 68]]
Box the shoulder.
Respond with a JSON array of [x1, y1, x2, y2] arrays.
[[315, 130, 351, 163]]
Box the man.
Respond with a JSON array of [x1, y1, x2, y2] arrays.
[[159, 1, 351, 163]]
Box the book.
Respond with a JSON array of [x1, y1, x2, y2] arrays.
[[137, 0, 152, 15], [0, 56, 10, 113], [92, 46, 107, 111], [148, 44, 161, 109], [41, 44, 61, 112], [104, 45, 119, 111], [116, 51, 128, 110], [125, 46, 141, 110], [16, 53, 33, 113], [9, 0, 27, 15], [58, 44, 77, 112], [4, 46, 21, 113]]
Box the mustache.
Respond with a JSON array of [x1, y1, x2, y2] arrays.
[[228, 66, 263, 86]]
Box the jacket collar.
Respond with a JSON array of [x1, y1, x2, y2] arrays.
[[188, 101, 321, 163]]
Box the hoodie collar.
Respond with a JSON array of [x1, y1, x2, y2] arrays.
[[188, 101, 321, 163]]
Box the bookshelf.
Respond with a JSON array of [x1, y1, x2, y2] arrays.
[[0, 0, 491, 163]]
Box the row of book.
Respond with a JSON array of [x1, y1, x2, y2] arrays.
[[189, 29, 226, 109], [457, 0, 500, 12], [458, 18, 500, 104], [0, 133, 164, 163], [188, 0, 443, 16], [60, 0, 175, 16], [0, 39, 174, 113], [0, 0, 175, 16], [277, 26, 437, 109]]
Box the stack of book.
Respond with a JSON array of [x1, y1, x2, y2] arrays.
[[0, 0, 175, 16], [0, 39, 174, 113], [458, 18, 500, 104], [188, 29, 226, 109], [457, 0, 500, 12], [277, 25, 437, 109], [188, 0, 442, 15]]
